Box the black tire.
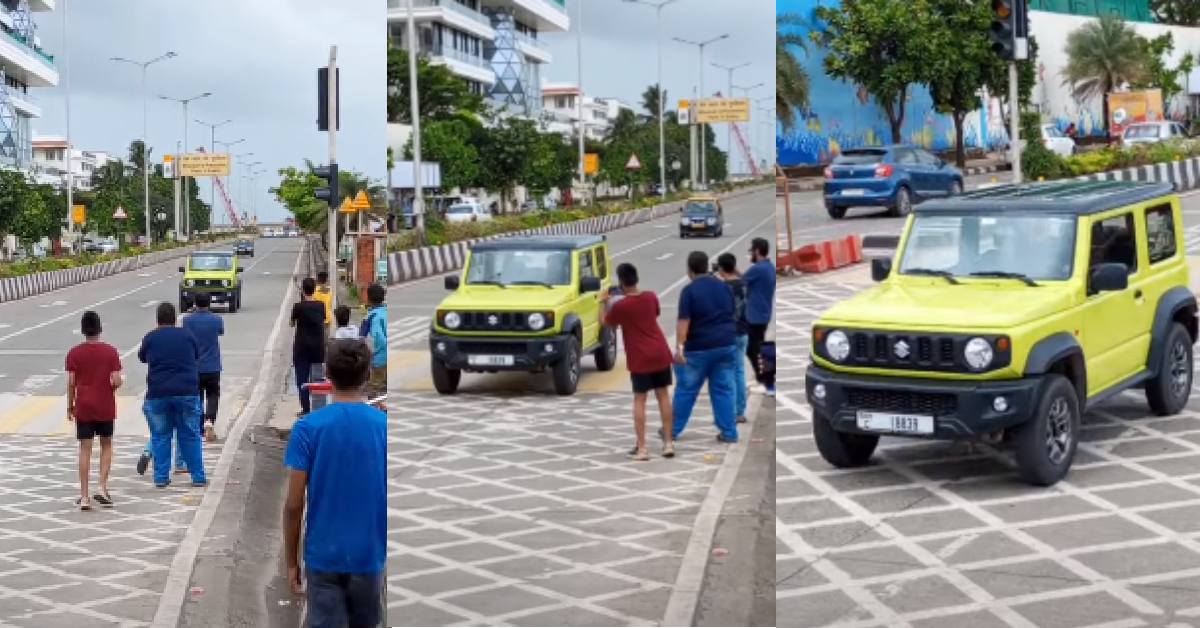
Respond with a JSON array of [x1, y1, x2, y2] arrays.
[[552, 335, 582, 395], [826, 205, 846, 220], [1146, 322, 1193, 416], [431, 358, 461, 394], [680, 231, 688, 238], [594, 325, 617, 372], [1013, 374, 1080, 486], [812, 410, 878, 468], [228, 292, 239, 314], [888, 186, 913, 217]]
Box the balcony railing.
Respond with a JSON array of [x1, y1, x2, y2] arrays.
[[1, 28, 55, 66], [514, 30, 541, 48], [388, 0, 490, 26], [429, 44, 488, 69]]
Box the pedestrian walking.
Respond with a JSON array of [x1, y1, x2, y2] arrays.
[[670, 251, 739, 443], [65, 311, 123, 510], [314, 271, 334, 332], [360, 283, 388, 406], [333, 305, 360, 340], [183, 292, 223, 442], [744, 237, 777, 397], [283, 339, 387, 628], [600, 263, 676, 461], [138, 303, 206, 489], [292, 278, 327, 416], [715, 252, 751, 423]]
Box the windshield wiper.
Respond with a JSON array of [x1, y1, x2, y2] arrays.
[[468, 280, 507, 288], [507, 280, 555, 288], [969, 271, 1039, 287], [903, 268, 960, 284]]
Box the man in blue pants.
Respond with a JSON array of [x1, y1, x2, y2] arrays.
[[670, 251, 739, 443], [137, 303, 206, 488]]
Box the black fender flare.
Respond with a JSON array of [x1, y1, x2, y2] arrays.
[[1146, 286, 1198, 376], [1024, 332, 1087, 405], [561, 313, 583, 339]]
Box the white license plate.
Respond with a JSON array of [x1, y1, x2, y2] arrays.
[[840, 189, 865, 197], [856, 411, 934, 435], [468, 354, 514, 367]]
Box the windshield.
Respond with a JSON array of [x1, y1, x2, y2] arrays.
[[189, 254, 233, 271], [466, 249, 572, 286], [1125, 125, 1161, 139], [448, 204, 475, 215], [835, 149, 886, 164], [685, 201, 717, 215], [1043, 126, 1065, 138], [899, 214, 1076, 281]]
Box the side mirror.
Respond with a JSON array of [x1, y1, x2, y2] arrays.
[[178, 266, 185, 272], [445, 275, 460, 290], [871, 258, 892, 282], [580, 276, 602, 293], [1089, 263, 1128, 294]]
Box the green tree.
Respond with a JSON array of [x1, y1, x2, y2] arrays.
[[1133, 32, 1195, 113], [404, 117, 485, 192], [776, 13, 811, 132], [812, 0, 936, 143], [927, 0, 996, 168], [8, 181, 55, 245], [1062, 15, 1147, 135], [0, 169, 25, 236], [641, 84, 667, 120], [1150, 0, 1200, 26], [479, 114, 541, 212], [387, 47, 484, 124], [524, 131, 576, 204], [272, 163, 374, 240]]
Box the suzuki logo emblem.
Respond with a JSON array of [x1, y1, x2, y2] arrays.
[[487, 315, 499, 326], [894, 340, 910, 359]]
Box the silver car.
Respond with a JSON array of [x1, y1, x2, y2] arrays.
[[1122, 121, 1190, 146]]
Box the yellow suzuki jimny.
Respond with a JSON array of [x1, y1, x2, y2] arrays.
[[430, 235, 619, 395], [806, 180, 1197, 485]]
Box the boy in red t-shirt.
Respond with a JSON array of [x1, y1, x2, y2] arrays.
[[601, 263, 676, 461], [65, 311, 123, 510]]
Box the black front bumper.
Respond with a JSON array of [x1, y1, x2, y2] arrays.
[[681, 223, 719, 236], [180, 288, 236, 304], [236, 249, 253, 255], [805, 364, 1044, 439], [430, 332, 571, 371]]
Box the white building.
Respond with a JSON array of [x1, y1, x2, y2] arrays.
[[386, 0, 568, 118], [540, 83, 635, 141], [0, 0, 58, 172], [31, 135, 119, 191]]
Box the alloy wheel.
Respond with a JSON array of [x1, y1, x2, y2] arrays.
[[1044, 396, 1072, 465], [1170, 340, 1191, 400]]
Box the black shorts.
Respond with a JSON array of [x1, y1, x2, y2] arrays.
[[76, 421, 114, 440], [631, 367, 673, 394]]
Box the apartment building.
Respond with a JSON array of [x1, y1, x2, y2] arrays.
[[31, 135, 118, 192], [540, 83, 634, 141], [0, 0, 57, 172]]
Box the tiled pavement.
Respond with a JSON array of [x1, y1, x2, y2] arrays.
[[776, 277, 1200, 628], [386, 389, 751, 627], [0, 436, 220, 628]]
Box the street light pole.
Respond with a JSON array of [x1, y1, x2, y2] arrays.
[[196, 118, 231, 228], [624, 0, 678, 198], [159, 92, 212, 240], [405, 0, 426, 241], [673, 34, 727, 188], [576, 0, 585, 202], [62, 0, 72, 249], [712, 62, 749, 180], [111, 51, 176, 245]]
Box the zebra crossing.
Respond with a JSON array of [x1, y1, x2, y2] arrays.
[[389, 315, 431, 349]]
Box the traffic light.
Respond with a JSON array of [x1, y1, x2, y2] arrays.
[[989, 0, 1016, 60], [313, 163, 339, 208]]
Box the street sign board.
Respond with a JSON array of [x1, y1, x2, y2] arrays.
[[352, 190, 371, 210], [626, 154, 642, 170], [339, 197, 356, 214], [695, 98, 752, 123], [392, 161, 442, 189], [72, 204, 85, 225], [113, 206, 127, 220], [678, 99, 691, 125], [163, 155, 175, 179], [179, 153, 231, 177], [583, 153, 599, 175]]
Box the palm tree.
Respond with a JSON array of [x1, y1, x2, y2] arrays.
[[1062, 14, 1147, 136], [776, 13, 811, 132], [641, 84, 666, 120]]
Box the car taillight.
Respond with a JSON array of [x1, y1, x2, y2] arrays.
[[823, 167, 833, 180], [874, 164, 894, 178]]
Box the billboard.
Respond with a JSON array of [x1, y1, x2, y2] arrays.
[[179, 153, 231, 177], [695, 98, 751, 123], [1107, 89, 1164, 137]]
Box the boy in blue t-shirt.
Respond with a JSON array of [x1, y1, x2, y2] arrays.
[[359, 283, 388, 408], [283, 339, 387, 626]]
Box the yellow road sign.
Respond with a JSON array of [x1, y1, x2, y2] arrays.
[[695, 98, 751, 123], [72, 204, 85, 225], [678, 99, 690, 110], [352, 190, 371, 210], [179, 153, 231, 177], [584, 153, 599, 175], [339, 197, 355, 214]]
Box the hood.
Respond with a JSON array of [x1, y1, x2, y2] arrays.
[[183, 270, 235, 281], [437, 285, 575, 310], [820, 281, 1076, 330]]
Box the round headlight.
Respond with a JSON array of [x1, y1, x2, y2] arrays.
[[528, 312, 546, 330], [443, 312, 461, 329], [707, 217, 717, 225], [964, 337, 994, 370], [825, 330, 851, 361]]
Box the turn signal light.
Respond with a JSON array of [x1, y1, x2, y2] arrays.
[[814, 328, 826, 342], [997, 337, 1010, 351], [874, 164, 894, 178]]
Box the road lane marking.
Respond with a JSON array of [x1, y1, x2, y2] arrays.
[[140, 300, 158, 308], [0, 395, 58, 433], [655, 253, 674, 261], [0, 279, 165, 344], [38, 300, 67, 308]]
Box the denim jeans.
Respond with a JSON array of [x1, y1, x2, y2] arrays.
[[734, 334, 749, 418], [306, 569, 384, 628], [671, 344, 738, 442], [295, 358, 315, 414], [142, 396, 206, 486]]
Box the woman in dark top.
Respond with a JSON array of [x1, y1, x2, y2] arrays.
[[292, 277, 328, 416]]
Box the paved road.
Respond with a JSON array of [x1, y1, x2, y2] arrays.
[[386, 187, 777, 626], [0, 237, 305, 627], [777, 190, 1200, 627]]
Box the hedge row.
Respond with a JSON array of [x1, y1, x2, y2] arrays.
[[1024, 137, 1200, 181]]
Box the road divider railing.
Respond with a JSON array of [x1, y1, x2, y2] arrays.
[[386, 185, 770, 285], [0, 240, 233, 305]]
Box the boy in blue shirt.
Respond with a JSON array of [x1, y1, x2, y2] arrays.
[[360, 283, 388, 407], [283, 339, 387, 627]]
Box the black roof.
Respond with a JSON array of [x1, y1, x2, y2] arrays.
[[917, 180, 1174, 215], [471, 235, 605, 252]]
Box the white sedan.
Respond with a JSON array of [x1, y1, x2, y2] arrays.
[[1041, 124, 1076, 157], [445, 202, 492, 223]]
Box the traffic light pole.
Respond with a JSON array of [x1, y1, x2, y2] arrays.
[[1009, 61, 1021, 184], [326, 46, 339, 313]]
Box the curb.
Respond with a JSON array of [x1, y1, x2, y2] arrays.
[[385, 185, 771, 285], [0, 240, 235, 305]]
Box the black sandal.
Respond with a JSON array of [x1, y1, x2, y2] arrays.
[[93, 492, 113, 508]]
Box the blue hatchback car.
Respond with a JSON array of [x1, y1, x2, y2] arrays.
[[823, 145, 963, 219]]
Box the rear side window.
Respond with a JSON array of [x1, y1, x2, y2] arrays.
[[579, 249, 596, 279], [1146, 204, 1177, 264], [895, 149, 919, 165], [594, 247, 608, 278], [834, 149, 886, 165]]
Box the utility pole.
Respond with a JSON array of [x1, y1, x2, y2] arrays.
[[624, 0, 678, 197], [111, 51, 175, 245], [1009, 62, 1021, 184], [405, 0, 425, 243], [674, 34, 728, 188], [159, 92, 211, 239], [62, 0, 73, 251], [326, 46, 339, 311], [576, 0, 586, 203]]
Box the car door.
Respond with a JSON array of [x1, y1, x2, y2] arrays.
[[1081, 210, 1151, 396], [575, 248, 601, 348], [894, 148, 925, 197], [917, 149, 952, 196]]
